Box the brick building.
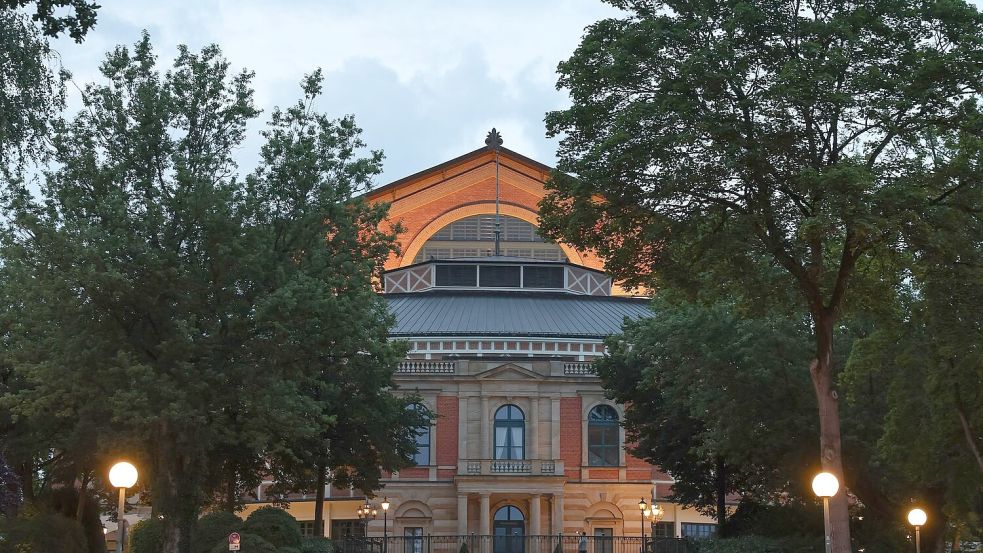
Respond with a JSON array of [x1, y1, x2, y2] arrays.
[[243, 134, 719, 546]]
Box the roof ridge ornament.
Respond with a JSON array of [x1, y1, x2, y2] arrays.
[[485, 128, 504, 256]]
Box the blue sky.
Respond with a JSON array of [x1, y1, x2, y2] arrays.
[[51, 0, 622, 187], [50, 0, 983, 188]]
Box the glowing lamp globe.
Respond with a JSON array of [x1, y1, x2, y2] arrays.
[[109, 462, 138, 489], [811, 472, 839, 498], [907, 508, 927, 527]]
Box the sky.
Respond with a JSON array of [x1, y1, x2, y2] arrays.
[[50, 0, 624, 187]]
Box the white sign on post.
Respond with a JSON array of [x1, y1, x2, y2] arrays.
[[229, 532, 241, 551]]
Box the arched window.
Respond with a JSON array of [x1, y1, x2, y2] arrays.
[[494, 405, 525, 460], [407, 403, 430, 466], [587, 405, 620, 466], [413, 215, 567, 263]]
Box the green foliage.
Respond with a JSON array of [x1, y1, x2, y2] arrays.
[[209, 533, 276, 553], [301, 537, 334, 553], [694, 536, 819, 553], [242, 508, 302, 548], [193, 512, 242, 553], [0, 503, 88, 553], [279, 548, 302, 553], [128, 517, 164, 553], [458, 542, 469, 553], [599, 298, 816, 523], [0, 1, 98, 40]]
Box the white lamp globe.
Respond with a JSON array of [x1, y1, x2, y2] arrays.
[[109, 461, 138, 489], [811, 472, 839, 498], [907, 508, 927, 527]]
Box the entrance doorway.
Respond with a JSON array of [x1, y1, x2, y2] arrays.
[[493, 506, 525, 553]]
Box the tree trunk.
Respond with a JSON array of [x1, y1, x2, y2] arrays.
[[714, 455, 728, 537], [811, 312, 851, 553], [314, 461, 327, 537], [75, 471, 90, 521], [953, 383, 983, 478]]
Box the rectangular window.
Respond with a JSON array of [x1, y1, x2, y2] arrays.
[[331, 519, 363, 538], [593, 529, 613, 553], [653, 521, 674, 538], [479, 265, 521, 287], [404, 527, 424, 553], [681, 523, 716, 540], [299, 521, 315, 537], [435, 264, 477, 286], [523, 266, 564, 289]]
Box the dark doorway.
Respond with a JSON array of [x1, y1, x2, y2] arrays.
[[493, 506, 525, 553]]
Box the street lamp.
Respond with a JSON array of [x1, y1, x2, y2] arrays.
[[907, 508, 927, 553], [812, 472, 839, 553], [109, 461, 138, 553], [638, 498, 648, 553], [381, 498, 391, 553], [357, 501, 377, 535], [647, 504, 665, 553]]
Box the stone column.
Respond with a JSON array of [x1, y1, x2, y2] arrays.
[[530, 397, 540, 460], [481, 396, 491, 459], [458, 494, 469, 535], [530, 494, 542, 535], [550, 397, 560, 460], [479, 493, 491, 535], [551, 493, 564, 535]]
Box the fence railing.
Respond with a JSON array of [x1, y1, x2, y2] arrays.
[[331, 535, 695, 553]]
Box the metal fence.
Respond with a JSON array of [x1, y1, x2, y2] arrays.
[[331, 535, 696, 553]]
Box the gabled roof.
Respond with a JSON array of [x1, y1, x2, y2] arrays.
[[365, 146, 554, 200], [384, 290, 651, 339]]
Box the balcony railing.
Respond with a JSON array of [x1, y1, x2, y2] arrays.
[[331, 535, 695, 553], [396, 361, 456, 374], [459, 459, 564, 476], [563, 362, 596, 376]]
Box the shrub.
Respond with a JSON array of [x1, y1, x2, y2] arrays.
[[695, 536, 820, 553], [301, 537, 334, 553], [458, 542, 469, 553], [210, 533, 277, 553], [279, 548, 302, 553], [242, 507, 302, 548], [0, 503, 89, 553], [128, 517, 164, 553], [194, 511, 243, 553]]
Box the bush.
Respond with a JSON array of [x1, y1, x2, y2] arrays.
[[210, 533, 277, 553], [301, 537, 334, 553], [242, 507, 302, 548], [194, 511, 243, 553], [695, 536, 820, 553], [279, 548, 302, 553], [0, 503, 89, 553], [128, 517, 164, 553]]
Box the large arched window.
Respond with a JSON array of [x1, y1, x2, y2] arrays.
[[494, 405, 525, 460], [407, 403, 430, 466], [587, 405, 620, 466], [413, 215, 567, 263]]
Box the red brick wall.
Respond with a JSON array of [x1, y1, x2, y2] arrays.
[[435, 395, 459, 466], [560, 397, 582, 480]]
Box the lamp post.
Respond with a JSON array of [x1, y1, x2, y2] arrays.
[[812, 472, 839, 553], [382, 498, 391, 553], [357, 501, 377, 536], [648, 504, 664, 553], [907, 508, 927, 553], [638, 498, 648, 553], [109, 461, 138, 553]]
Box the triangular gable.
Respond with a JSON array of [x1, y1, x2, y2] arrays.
[[474, 363, 544, 381]]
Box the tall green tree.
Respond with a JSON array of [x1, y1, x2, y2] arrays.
[[0, 35, 415, 553], [541, 2, 983, 550], [599, 298, 817, 535]]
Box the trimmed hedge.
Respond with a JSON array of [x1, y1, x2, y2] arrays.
[[194, 511, 243, 553], [210, 533, 277, 553], [301, 537, 334, 553], [0, 504, 89, 553], [695, 536, 820, 553], [242, 507, 302, 548]]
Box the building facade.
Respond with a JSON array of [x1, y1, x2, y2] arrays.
[[243, 138, 719, 543]]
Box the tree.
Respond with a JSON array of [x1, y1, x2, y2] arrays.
[[598, 298, 817, 535], [541, 2, 983, 550], [0, 35, 412, 553]]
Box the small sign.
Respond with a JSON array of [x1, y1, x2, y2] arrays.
[[229, 532, 241, 551]]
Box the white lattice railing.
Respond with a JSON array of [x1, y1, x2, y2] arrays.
[[563, 362, 596, 376], [396, 361, 456, 374], [459, 459, 564, 476]]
